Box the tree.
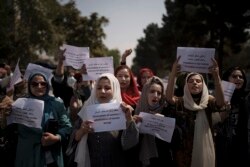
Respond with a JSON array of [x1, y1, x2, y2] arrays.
[[54, 2, 109, 57], [107, 49, 121, 69], [132, 23, 166, 77], [0, 0, 60, 66], [0, 0, 110, 68], [158, 0, 250, 73]]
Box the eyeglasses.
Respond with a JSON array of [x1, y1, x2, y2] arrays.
[[31, 81, 47, 88]]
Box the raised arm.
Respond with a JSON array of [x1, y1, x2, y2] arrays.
[[120, 49, 132, 65], [209, 58, 225, 108], [166, 57, 181, 104], [55, 48, 66, 76]]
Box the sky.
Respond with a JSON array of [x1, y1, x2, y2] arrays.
[[75, 0, 166, 67]]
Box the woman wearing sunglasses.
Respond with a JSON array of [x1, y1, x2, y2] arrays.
[[15, 72, 72, 167]]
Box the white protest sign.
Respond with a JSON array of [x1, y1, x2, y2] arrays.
[[177, 47, 215, 73], [83, 57, 114, 81], [7, 98, 44, 129], [221, 80, 236, 102], [23, 63, 53, 84], [7, 59, 22, 92], [62, 44, 89, 70], [82, 102, 126, 132], [138, 112, 176, 143]]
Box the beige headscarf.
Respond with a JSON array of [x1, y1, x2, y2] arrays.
[[135, 76, 166, 166], [183, 72, 215, 167], [74, 73, 122, 167]]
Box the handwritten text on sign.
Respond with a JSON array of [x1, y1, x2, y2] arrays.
[[62, 44, 90, 70], [177, 47, 215, 73], [85, 102, 126, 132], [83, 57, 114, 81], [138, 112, 176, 143], [7, 98, 44, 129]]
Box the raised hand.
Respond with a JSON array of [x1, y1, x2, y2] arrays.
[[121, 49, 132, 63]]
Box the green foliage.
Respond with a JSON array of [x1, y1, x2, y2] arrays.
[[0, 0, 61, 66], [2, 0, 249, 74], [162, 0, 250, 70], [0, 0, 110, 68], [107, 49, 121, 69], [132, 23, 166, 77], [133, 0, 250, 75]]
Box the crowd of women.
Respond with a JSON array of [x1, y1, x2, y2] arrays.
[[0, 48, 249, 167]]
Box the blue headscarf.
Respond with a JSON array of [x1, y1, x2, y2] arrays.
[[27, 72, 52, 101], [16, 71, 72, 167]]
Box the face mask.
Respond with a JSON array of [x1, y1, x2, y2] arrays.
[[67, 76, 76, 88], [149, 103, 160, 111]]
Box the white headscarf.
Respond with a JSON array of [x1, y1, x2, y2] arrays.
[[83, 73, 122, 106], [183, 72, 215, 167], [75, 73, 122, 167]]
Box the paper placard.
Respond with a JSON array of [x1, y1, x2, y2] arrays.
[[79, 102, 126, 132], [83, 57, 114, 80], [138, 112, 176, 143], [177, 47, 215, 73], [221, 80, 236, 102], [7, 59, 22, 92], [7, 98, 44, 129], [62, 44, 89, 69], [23, 63, 53, 84]]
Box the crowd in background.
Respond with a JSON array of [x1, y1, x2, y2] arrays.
[[0, 48, 250, 167]]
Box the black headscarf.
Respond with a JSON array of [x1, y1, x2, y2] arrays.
[[222, 66, 248, 105]]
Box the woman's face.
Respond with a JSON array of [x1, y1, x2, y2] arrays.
[[96, 78, 113, 103], [187, 74, 203, 95], [147, 83, 162, 107], [30, 75, 47, 97], [116, 68, 131, 91], [141, 71, 152, 86], [228, 70, 244, 89]]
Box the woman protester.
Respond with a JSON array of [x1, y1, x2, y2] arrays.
[[71, 73, 139, 167], [134, 76, 174, 167], [214, 66, 249, 167], [115, 65, 140, 110], [137, 68, 154, 92], [119, 48, 154, 92], [165, 57, 225, 167], [15, 72, 72, 167], [114, 65, 141, 167]]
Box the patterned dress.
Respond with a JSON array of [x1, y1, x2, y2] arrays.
[[170, 97, 218, 167]]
